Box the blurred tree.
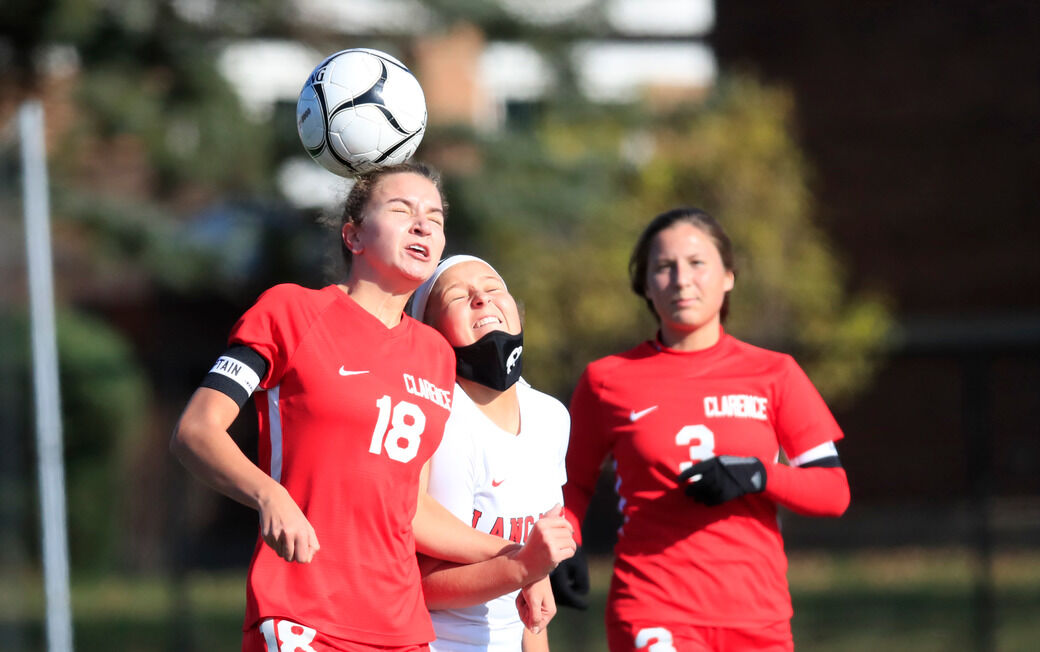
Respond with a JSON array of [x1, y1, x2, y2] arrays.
[[436, 75, 890, 405], [2, 0, 890, 575], [2, 0, 283, 201], [0, 308, 148, 571]]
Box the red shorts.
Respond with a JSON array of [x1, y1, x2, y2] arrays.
[[606, 618, 793, 652], [243, 618, 430, 652]]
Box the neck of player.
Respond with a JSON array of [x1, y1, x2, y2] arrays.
[[337, 280, 412, 329], [459, 378, 521, 435], [659, 316, 723, 352]]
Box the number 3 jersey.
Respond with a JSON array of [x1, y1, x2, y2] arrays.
[[229, 284, 456, 646], [563, 331, 844, 629]]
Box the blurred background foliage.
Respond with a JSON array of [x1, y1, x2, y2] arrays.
[[438, 75, 890, 405], [23, 2, 1040, 651], [0, 0, 889, 574]]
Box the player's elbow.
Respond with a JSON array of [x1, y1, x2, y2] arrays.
[[828, 484, 851, 517], [823, 470, 851, 517], [169, 411, 208, 463], [169, 418, 194, 463]]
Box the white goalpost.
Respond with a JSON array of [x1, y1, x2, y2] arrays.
[[19, 100, 74, 652]]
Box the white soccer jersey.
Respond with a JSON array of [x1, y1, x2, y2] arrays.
[[427, 380, 570, 652]]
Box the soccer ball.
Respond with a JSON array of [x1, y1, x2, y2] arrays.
[[296, 48, 427, 177]]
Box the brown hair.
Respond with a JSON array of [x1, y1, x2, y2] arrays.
[[336, 162, 446, 274], [628, 207, 736, 322]]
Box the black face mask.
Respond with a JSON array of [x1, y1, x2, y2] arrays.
[[454, 330, 523, 391]]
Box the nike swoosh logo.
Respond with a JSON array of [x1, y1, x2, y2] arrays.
[[491, 479, 505, 487], [338, 367, 370, 376], [629, 405, 658, 422]]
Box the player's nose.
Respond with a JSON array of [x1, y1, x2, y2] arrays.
[[674, 263, 694, 287], [411, 215, 434, 235]]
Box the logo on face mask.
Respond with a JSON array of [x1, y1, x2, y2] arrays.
[[454, 330, 524, 391], [506, 345, 523, 374]]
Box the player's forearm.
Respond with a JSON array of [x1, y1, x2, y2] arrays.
[[763, 463, 850, 517], [420, 552, 528, 610], [170, 415, 276, 511], [522, 626, 550, 652], [560, 487, 591, 546], [413, 493, 513, 563]]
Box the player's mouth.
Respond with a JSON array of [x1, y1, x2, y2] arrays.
[[405, 243, 430, 260], [473, 315, 502, 329]]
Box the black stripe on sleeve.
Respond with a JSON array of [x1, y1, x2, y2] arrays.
[[199, 345, 268, 408], [799, 455, 843, 469]]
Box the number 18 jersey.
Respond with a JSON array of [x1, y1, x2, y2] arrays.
[[564, 331, 844, 629], [230, 284, 456, 646]]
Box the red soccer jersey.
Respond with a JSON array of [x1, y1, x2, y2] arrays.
[[229, 284, 456, 646], [564, 331, 844, 629]]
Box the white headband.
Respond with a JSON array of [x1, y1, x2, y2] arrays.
[[408, 255, 506, 322]]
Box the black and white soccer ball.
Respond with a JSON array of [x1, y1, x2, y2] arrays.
[[296, 48, 427, 177]]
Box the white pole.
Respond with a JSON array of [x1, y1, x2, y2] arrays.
[[20, 100, 74, 652]]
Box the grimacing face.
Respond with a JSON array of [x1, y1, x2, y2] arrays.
[[342, 172, 445, 288], [424, 260, 521, 348], [645, 221, 734, 340]]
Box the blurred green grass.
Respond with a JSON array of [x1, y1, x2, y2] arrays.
[[3, 548, 1039, 651]]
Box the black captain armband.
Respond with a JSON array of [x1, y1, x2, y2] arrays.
[[199, 345, 269, 407], [788, 441, 843, 469], [800, 456, 842, 469]]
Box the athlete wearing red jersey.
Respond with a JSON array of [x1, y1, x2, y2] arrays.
[[171, 165, 550, 652], [232, 282, 455, 645], [553, 208, 851, 652]]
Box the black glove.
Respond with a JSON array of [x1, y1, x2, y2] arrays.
[[549, 545, 590, 610], [680, 456, 766, 506]]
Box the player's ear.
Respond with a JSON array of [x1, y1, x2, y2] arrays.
[[342, 221, 364, 255], [723, 269, 735, 292]]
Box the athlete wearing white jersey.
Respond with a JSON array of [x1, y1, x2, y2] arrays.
[[410, 255, 573, 652], [427, 381, 568, 651]]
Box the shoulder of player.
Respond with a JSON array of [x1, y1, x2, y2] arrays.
[[721, 333, 798, 373], [247, 283, 337, 316], [582, 341, 650, 381], [517, 383, 569, 422], [405, 315, 455, 350], [254, 282, 323, 302]]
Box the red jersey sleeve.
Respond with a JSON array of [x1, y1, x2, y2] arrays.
[[563, 366, 615, 544], [773, 356, 844, 460], [228, 284, 320, 389]]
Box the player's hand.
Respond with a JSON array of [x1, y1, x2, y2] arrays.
[[680, 456, 766, 506], [257, 483, 321, 563], [516, 576, 557, 634], [514, 504, 576, 582], [549, 545, 590, 610]]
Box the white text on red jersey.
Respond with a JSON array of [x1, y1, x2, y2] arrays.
[[402, 373, 452, 410], [704, 394, 768, 420]]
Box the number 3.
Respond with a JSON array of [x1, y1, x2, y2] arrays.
[[635, 626, 677, 652], [675, 424, 715, 473]]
